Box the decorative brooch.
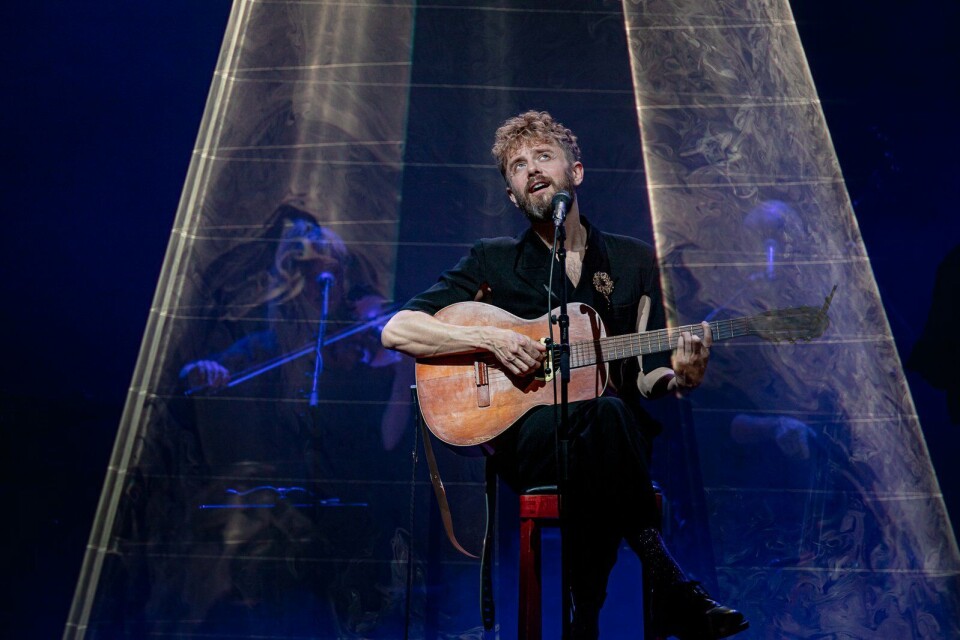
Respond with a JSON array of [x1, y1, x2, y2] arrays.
[[592, 272, 614, 307]]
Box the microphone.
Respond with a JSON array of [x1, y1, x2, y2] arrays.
[[551, 190, 572, 227], [317, 271, 336, 285]]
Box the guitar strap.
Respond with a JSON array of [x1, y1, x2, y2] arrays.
[[413, 386, 497, 630], [417, 402, 479, 560]]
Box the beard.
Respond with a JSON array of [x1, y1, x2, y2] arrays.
[[515, 171, 576, 224]]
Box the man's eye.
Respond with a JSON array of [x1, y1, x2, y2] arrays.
[[513, 162, 526, 173], [539, 153, 551, 161]]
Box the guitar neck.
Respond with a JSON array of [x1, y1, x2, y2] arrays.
[[571, 317, 756, 369]]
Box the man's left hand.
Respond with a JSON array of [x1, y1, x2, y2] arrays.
[[671, 321, 712, 390]]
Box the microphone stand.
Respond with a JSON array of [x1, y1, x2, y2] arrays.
[[308, 273, 334, 407], [551, 219, 574, 640]]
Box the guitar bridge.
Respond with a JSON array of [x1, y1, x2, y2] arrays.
[[474, 361, 491, 407]]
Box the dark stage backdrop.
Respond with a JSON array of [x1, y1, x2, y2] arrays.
[[3, 1, 959, 639]]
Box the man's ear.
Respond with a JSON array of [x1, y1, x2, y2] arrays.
[[506, 187, 519, 208], [572, 162, 584, 187]]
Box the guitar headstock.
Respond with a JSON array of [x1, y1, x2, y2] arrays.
[[748, 286, 836, 343]]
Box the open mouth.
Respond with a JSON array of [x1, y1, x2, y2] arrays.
[[528, 180, 550, 194]]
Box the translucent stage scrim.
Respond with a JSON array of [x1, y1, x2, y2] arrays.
[[65, 1, 431, 637], [623, 0, 960, 636], [67, 1, 959, 638]]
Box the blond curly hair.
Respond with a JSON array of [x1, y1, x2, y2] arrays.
[[491, 110, 581, 177]]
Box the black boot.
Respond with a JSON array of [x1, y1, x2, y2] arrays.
[[630, 529, 748, 639], [648, 581, 748, 640]]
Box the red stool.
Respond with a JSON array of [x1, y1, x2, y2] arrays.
[[518, 484, 664, 640]]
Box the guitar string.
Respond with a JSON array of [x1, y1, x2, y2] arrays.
[[475, 312, 819, 379], [573, 317, 751, 367], [571, 314, 817, 367]]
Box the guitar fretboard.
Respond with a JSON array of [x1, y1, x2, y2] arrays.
[[570, 317, 757, 368]]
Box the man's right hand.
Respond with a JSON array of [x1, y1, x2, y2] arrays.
[[180, 360, 231, 390], [483, 327, 546, 376]]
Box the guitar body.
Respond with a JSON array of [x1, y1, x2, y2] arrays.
[[415, 302, 609, 447]]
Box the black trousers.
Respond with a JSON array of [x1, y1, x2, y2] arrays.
[[490, 396, 660, 621]]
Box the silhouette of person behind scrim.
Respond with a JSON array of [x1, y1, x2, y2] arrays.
[[180, 203, 400, 474], [165, 202, 412, 636]]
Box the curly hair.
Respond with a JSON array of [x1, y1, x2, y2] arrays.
[[491, 110, 581, 177]]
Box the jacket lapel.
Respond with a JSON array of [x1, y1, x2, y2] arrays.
[[579, 219, 613, 309], [513, 228, 555, 306]]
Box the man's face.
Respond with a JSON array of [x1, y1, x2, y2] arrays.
[[505, 140, 583, 223]]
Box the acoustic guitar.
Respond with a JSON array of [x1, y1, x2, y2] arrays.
[[414, 288, 834, 448]]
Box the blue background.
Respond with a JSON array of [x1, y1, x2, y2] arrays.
[[2, 1, 958, 636]]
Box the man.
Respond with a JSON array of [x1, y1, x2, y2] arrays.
[[381, 111, 747, 639]]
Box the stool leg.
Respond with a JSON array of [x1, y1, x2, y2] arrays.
[[519, 516, 542, 640]]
